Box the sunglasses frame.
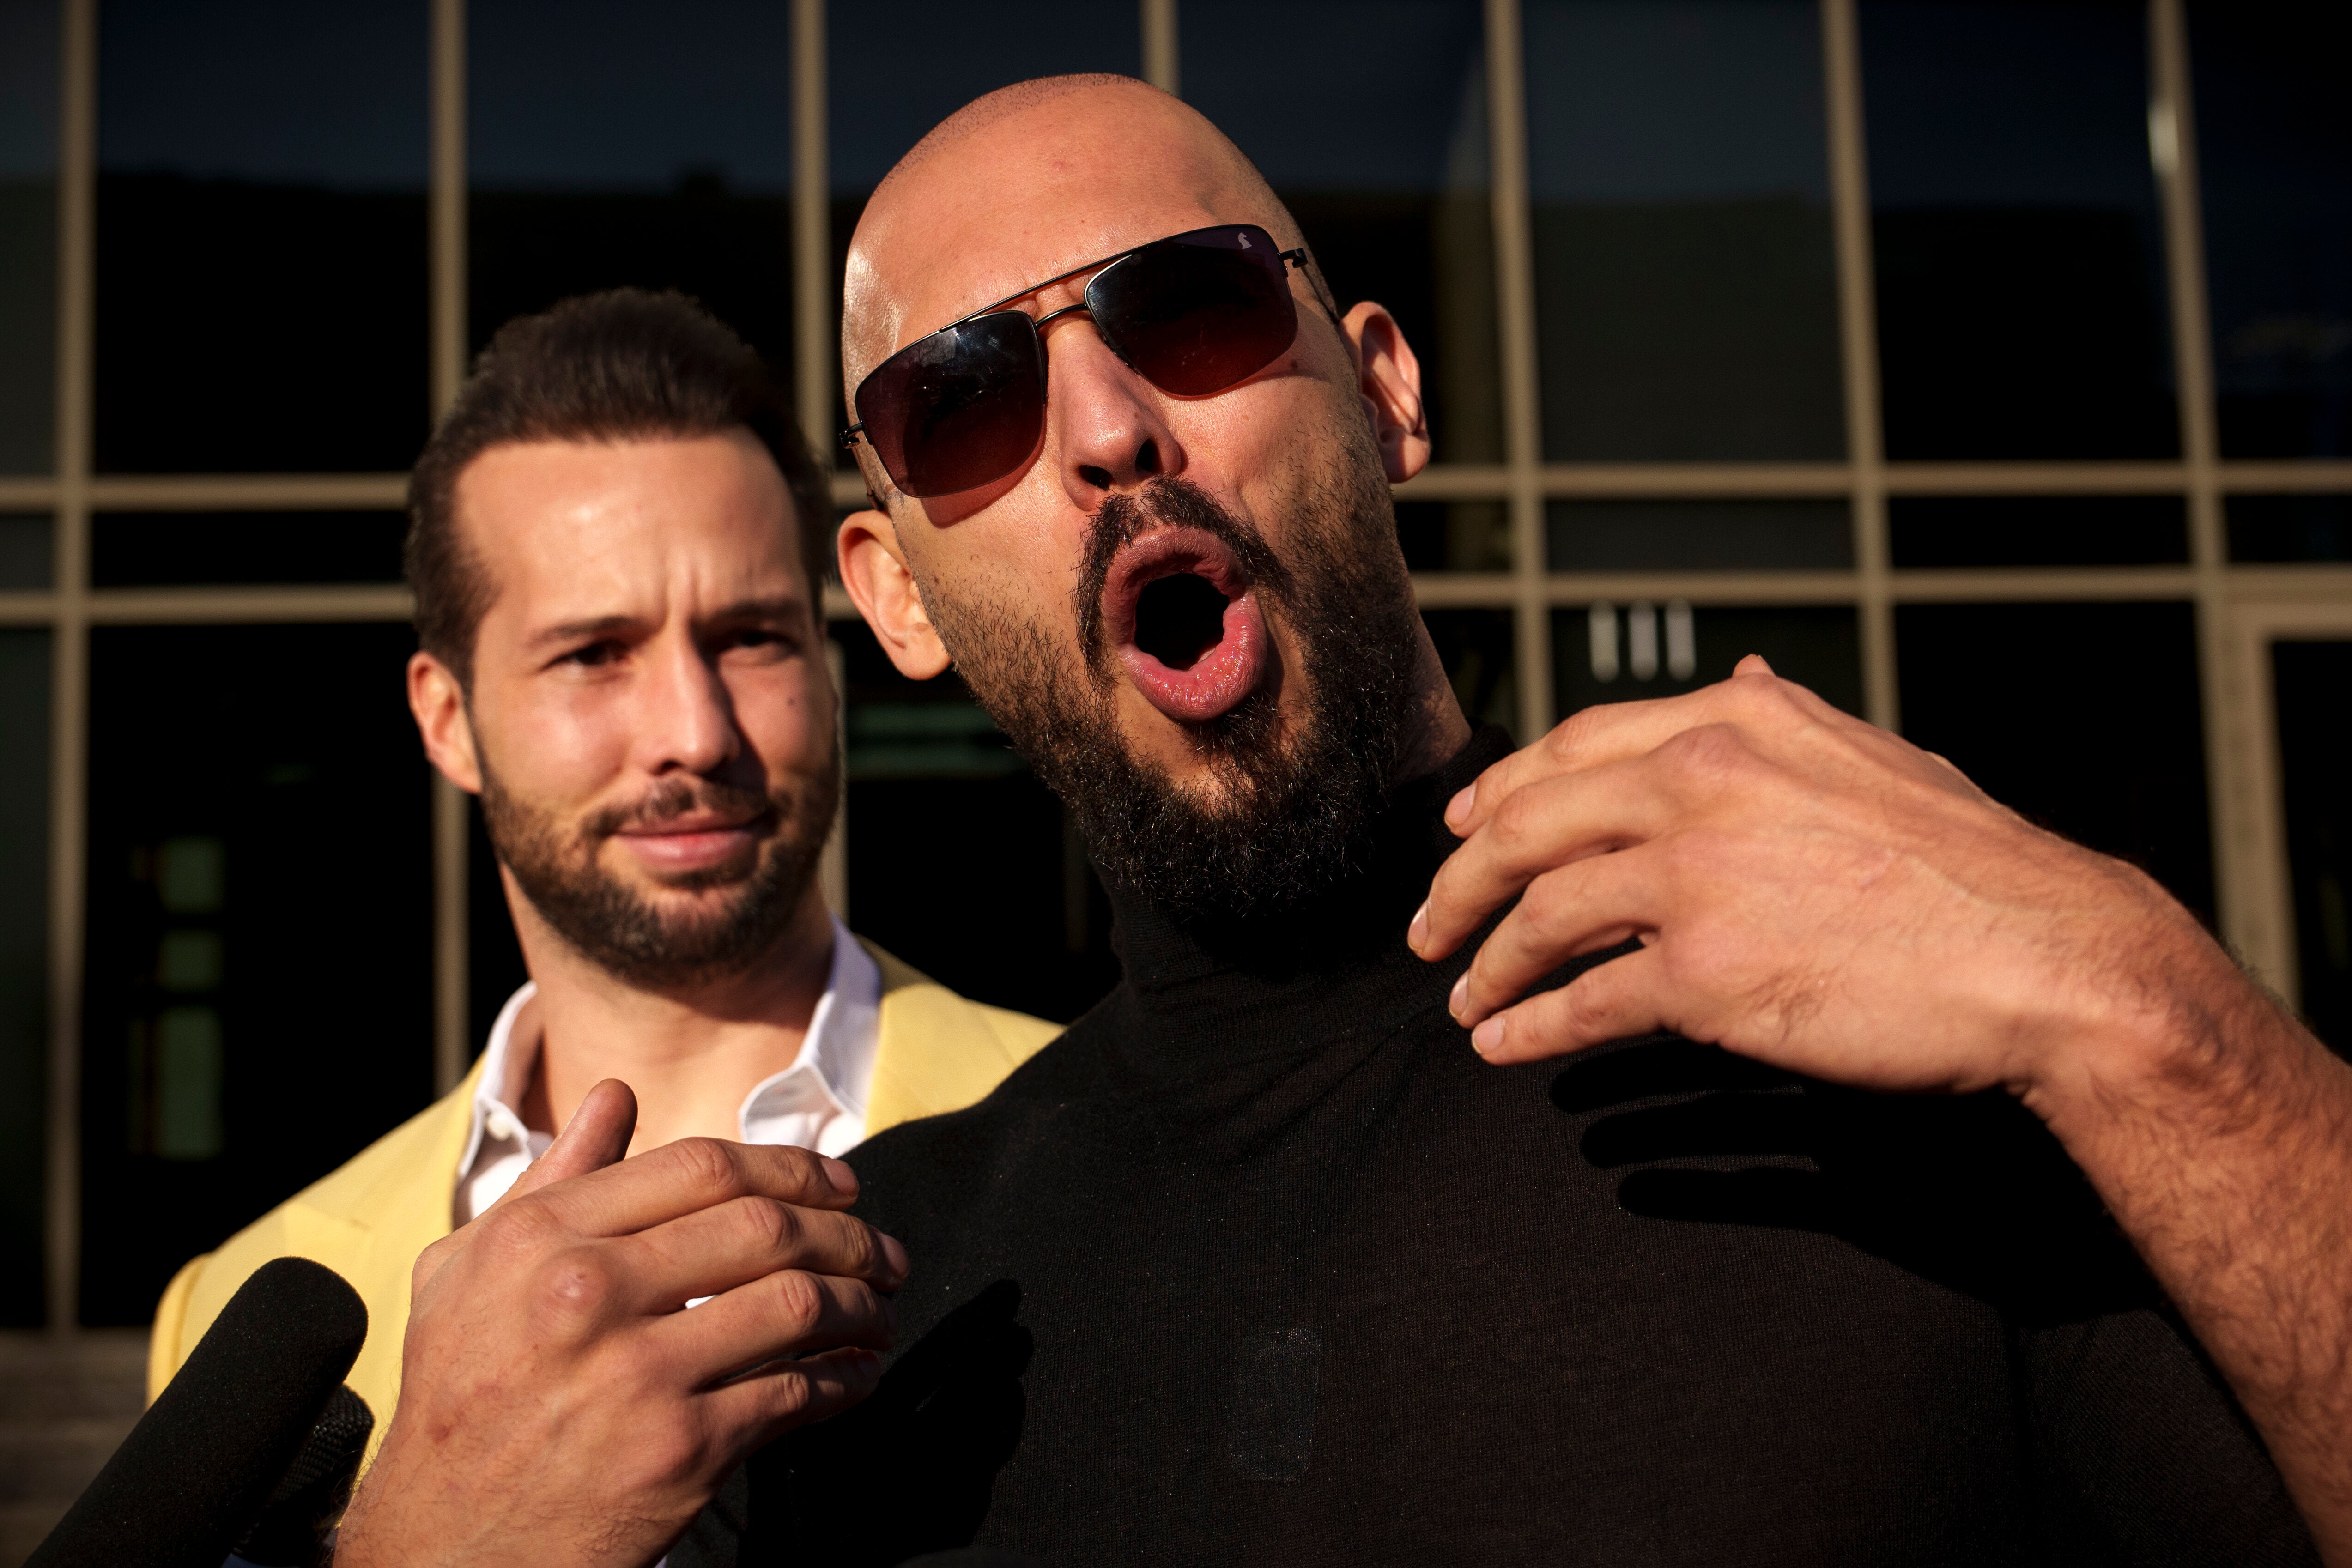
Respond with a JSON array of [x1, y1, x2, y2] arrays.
[[842, 223, 1313, 496]]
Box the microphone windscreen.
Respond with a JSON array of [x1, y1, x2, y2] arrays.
[[27, 1255, 368, 1568], [231, 1382, 374, 1566]]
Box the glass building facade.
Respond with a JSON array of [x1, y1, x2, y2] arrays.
[[1, 0, 2348, 1330]]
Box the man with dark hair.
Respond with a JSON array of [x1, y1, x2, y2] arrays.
[[147, 290, 1059, 1467], [339, 83, 2352, 1567]]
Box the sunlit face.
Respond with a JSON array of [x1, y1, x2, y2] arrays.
[[452, 432, 837, 985], [841, 86, 1432, 917]]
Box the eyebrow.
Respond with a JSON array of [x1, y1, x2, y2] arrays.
[[525, 596, 810, 653]]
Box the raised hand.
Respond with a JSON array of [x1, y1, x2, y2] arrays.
[[335, 1080, 907, 1568]]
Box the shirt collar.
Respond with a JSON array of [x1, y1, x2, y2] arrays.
[[457, 979, 543, 1185]]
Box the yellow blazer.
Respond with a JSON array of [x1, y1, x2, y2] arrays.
[[145, 940, 1058, 1464]]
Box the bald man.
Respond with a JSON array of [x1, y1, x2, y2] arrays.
[[338, 77, 2352, 1567]]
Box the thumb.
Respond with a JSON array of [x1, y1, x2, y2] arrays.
[[498, 1078, 637, 1208]]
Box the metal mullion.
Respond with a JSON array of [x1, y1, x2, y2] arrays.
[[46, 0, 94, 1336], [429, 0, 469, 1095], [1484, 0, 1551, 740], [792, 0, 830, 458], [1141, 0, 1178, 94], [2150, 0, 2265, 975], [1822, 0, 1895, 732]]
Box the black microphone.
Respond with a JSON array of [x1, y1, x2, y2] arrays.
[[27, 1255, 369, 1568], [228, 1381, 375, 1567]]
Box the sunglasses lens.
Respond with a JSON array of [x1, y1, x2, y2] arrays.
[[856, 310, 1046, 497], [1091, 226, 1297, 396]]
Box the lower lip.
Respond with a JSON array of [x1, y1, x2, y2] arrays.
[[1120, 588, 1269, 724], [616, 827, 758, 873]]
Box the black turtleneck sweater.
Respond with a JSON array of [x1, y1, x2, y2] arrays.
[[690, 728, 2315, 1567]]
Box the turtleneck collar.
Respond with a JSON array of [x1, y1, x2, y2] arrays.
[[1095, 725, 1515, 1068]]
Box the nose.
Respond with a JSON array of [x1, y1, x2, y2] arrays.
[[638, 630, 740, 777], [1045, 319, 1186, 513]]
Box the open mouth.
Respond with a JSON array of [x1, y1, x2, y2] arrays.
[[1102, 527, 1270, 724]]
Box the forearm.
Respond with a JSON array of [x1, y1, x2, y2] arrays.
[[2035, 953, 2352, 1563]]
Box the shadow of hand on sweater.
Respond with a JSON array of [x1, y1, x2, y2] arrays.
[[1551, 1040, 2158, 1326], [751, 1280, 1032, 1567]]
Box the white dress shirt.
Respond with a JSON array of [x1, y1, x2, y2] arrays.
[[453, 917, 884, 1224]]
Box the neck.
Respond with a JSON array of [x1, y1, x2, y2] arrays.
[[1394, 623, 1476, 791], [507, 880, 837, 1155]]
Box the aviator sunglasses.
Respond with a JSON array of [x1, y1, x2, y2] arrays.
[[843, 223, 1311, 498]]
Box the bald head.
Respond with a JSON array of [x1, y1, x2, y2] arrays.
[[842, 75, 1311, 396]]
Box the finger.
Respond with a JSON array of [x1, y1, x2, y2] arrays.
[[513, 1137, 863, 1241], [656, 1266, 897, 1387], [1449, 849, 1667, 1028], [498, 1078, 639, 1211], [612, 1195, 909, 1310], [698, 1345, 885, 1451], [1467, 943, 1676, 1065], [1414, 758, 1670, 960]]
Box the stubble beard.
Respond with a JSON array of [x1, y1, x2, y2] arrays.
[[478, 745, 840, 991], [918, 417, 1424, 924]]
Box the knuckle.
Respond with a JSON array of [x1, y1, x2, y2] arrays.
[[531, 1246, 619, 1326], [768, 1269, 826, 1336], [739, 1197, 801, 1256], [667, 1137, 746, 1204]]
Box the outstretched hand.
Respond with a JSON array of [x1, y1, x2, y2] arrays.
[[336, 1080, 907, 1568]]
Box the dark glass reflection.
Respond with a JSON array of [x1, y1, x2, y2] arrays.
[[1397, 499, 1510, 573], [2228, 494, 2352, 564], [0, 629, 48, 1325], [1862, 1, 2176, 460], [1190, 0, 1499, 464], [1897, 602, 2212, 922], [1890, 496, 2189, 569], [0, 0, 58, 475], [0, 512, 51, 589], [833, 619, 1117, 1025], [80, 624, 433, 1324], [92, 510, 406, 587], [1525, 0, 1842, 461], [1547, 500, 1852, 572], [470, 0, 796, 387], [2273, 641, 2352, 1057], [830, 1, 1140, 464], [2190, 7, 2352, 459], [95, 0, 429, 473], [1424, 608, 1517, 738], [1553, 604, 1862, 719]]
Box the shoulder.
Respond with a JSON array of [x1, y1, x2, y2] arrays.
[[147, 1066, 482, 1430], [860, 937, 1066, 1137]]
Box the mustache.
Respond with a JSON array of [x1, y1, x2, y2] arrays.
[[582, 776, 778, 841], [1071, 477, 1293, 673]]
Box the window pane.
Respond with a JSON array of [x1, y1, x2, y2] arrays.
[[80, 623, 433, 1325], [1190, 0, 1500, 465], [92, 510, 406, 587], [0, 511, 51, 589], [0, 629, 48, 1326], [2191, 7, 2352, 459], [829, 1, 1140, 462], [1862, 0, 2176, 460], [1547, 500, 1852, 572], [1424, 608, 1517, 739], [471, 0, 796, 390], [2227, 494, 2352, 564], [832, 619, 1117, 1026], [1397, 499, 1510, 574], [2273, 641, 2352, 1057], [1897, 601, 2212, 921], [95, 0, 428, 473], [1525, 0, 1842, 462], [1553, 604, 1861, 719], [0, 0, 57, 475], [1889, 495, 2189, 569]]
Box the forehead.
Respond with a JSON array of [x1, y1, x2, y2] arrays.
[[851, 102, 1279, 366]]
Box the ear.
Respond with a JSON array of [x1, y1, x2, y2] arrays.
[[407, 650, 484, 795], [837, 507, 951, 680], [1340, 300, 1431, 484]]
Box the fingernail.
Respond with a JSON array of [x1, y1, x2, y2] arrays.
[[823, 1156, 858, 1192], [882, 1233, 910, 1280], [1448, 971, 1468, 1021], [1472, 1016, 1507, 1057], [1445, 782, 1476, 830], [1407, 901, 1428, 951]]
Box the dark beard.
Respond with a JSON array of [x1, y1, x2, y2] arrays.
[[924, 456, 1422, 924], [478, 750, 838, 990]]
